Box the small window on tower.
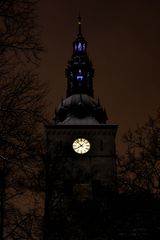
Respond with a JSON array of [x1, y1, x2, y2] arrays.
[[77, 69, 83, 81], [83, 43, 85, 51], [77, 42, 82, 52], [70, 72, 73, 78], [100, 140, 103, 151], [64, 181, 73, 196], [87, 72, 90, 79], [77, 75, 83, 81]]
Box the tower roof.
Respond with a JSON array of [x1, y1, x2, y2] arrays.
[[54, 94, 108, 125]]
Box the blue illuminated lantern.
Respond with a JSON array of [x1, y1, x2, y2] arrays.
[[66, 17, 94, 97]]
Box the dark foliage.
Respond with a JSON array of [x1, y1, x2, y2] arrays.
[[0, 0, 45, 239], [118, 108, 160, 195]]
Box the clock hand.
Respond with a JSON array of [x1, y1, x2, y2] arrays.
[[74, 144, 83, 149]]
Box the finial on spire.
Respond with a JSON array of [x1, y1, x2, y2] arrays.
[[78, 15, 82, 36]]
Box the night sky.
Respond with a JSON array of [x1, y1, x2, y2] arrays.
[[39, 0, 160, 153]]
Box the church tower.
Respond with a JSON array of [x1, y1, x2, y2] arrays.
[[44, 17, 118, 240]]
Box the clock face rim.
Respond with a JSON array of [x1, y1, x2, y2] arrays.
[[72, 138, 90, 154]]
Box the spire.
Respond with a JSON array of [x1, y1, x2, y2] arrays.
[[54, 18, 109, 125], [78, 15, 82, 36], [65, 17, 94, 97]]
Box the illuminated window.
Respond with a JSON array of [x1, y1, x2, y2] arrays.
[[77, 69, 83, 81], [77, 75, 83, 81], [70, 72, 73, 78], [77, 42, 82, 52], [83, 43, 85, 51], [74, 42, 85, 52], [87, 72, 90, 78]]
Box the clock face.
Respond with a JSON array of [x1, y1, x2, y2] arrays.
[[72, 138, 90, 154]]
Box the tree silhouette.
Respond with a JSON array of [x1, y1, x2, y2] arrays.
[[0, 1, 46, 239], [118, 108, 160, 195]]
